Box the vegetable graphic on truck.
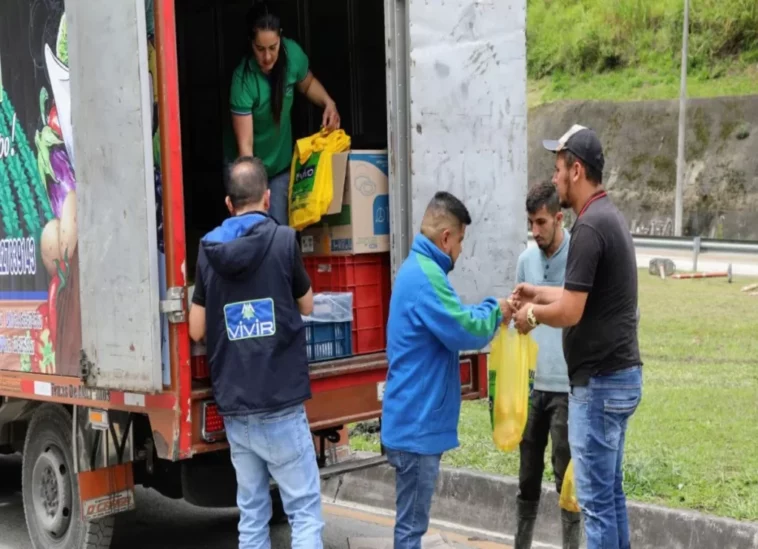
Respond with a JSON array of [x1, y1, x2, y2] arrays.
[[0, 10, 80, 377]]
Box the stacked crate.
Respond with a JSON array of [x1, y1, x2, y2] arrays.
[[300, 150, 391, 363], [304, 254, 391, 362]]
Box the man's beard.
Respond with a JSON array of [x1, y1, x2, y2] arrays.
[[558, 176, 572, 209], [537, 227, 557, 251]]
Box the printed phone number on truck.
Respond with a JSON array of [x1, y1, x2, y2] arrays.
[[3, 311, 44, 330], [0, 334, 34, 356], [0, 237, 37, 277]]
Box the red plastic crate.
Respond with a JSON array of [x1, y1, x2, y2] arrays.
[[304, 254, 391, 355]]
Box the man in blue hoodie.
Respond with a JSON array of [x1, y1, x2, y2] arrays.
[[381, 191, 510, 549], [188, 157, 322, 549]]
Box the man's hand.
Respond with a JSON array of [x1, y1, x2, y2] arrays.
[[497, 298, 518, 325], [513, 304, 535, 335], [512, 283, 538, 305]]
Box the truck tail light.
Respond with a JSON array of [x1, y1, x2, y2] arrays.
[[201, 401, 225, 442]]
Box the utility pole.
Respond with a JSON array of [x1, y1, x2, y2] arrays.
[[674, 0, 689, 236]]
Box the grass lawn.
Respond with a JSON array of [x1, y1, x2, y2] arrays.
[[527, 66, 758, 109], [524, 0, 758, 108], [350, 271, 758, 521]]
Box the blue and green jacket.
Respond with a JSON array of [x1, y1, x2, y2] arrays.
[[381, 234, 502, 455]]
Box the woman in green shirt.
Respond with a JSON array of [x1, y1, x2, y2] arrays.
[[230, 3, 340, 226]]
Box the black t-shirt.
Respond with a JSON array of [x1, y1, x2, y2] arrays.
[[562, 195, 642, 385], [192, 240, 311, 307]]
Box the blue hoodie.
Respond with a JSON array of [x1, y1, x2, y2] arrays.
[[197, 212, 310, 415], [380, 234, 502, 455]]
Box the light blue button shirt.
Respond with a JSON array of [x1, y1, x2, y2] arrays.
[[516, 229, 570, 393]]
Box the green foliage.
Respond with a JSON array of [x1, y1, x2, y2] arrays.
[[527, 0, 758, 79]]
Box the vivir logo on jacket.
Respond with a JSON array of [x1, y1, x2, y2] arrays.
[[224, 298, 277, 340]]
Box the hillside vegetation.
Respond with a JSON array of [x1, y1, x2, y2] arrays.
[[527, 0, 758, 106]]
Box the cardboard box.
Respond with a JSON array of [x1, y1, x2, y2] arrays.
[[300, 150, 389, 256]]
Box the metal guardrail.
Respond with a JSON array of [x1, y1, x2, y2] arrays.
[[631, 235, 758, 255], [527, 234, 758, 255]]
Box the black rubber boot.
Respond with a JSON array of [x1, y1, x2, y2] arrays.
[[514, 497, 540, 549], [561, 509, 582, 549]]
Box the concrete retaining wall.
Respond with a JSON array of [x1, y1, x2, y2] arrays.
[[528, 96, 758, 240], [324, 463, 758, 549]]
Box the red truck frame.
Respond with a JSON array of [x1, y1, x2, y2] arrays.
[[0, 0, 490, 526]]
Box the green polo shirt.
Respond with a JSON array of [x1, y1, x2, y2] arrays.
[[225, 37, 309, 177]]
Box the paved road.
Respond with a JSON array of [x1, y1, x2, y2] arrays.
[[0, 456, 512, 549], [527, 239, 758, 276]]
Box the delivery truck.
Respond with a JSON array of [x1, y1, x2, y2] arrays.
[[0, 0, 527, 547]]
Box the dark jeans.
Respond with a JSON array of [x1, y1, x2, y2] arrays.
[[267, 170, 290, 226], [518, 390, 571, 502], [569, 366, 642, 549], [386, 449, 442, 549]]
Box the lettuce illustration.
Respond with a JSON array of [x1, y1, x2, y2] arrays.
[[57, 16, 68, 67]]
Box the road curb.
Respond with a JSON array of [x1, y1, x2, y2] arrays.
[[323, 462, 758, 549]]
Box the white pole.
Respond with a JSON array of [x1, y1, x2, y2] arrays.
[[674, 0, 689, 236]]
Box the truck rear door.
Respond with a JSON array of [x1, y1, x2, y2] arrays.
[[389, 0, 528, 300], [68, 1, 163, 392]]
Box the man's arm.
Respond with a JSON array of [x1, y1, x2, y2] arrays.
[[512, 282, 563, 306], [530, 225, 602, 328], [292, 240, 313, 316], [189, 256, 207, 342], [189, 304, 206, 342], [535, 285, 564, 305], [414, 260, 502, 352]]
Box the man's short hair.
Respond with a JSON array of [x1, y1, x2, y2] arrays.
[[559, 150, 603, 185], [226, 156, 268, 208], [423, 191, 472, 232], [526, 181, 560, 215]]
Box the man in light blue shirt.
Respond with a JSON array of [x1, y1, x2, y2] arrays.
[[512, 182, 581, 549]]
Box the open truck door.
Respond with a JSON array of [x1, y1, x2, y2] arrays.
[[68, 0, 163, 393]]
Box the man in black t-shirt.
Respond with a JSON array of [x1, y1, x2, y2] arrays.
[[512, 125, 642, 549]]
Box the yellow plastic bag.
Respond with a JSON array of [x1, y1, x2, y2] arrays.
[[559, 459, 581, 512], [490, 327, 538, 452], [288, 129, 351, 231]]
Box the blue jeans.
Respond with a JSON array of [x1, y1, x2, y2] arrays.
[[223, 404, 323, 549], [386, 449, 442, 549], [568, 366, 642, 549], [267, 170, 290, 226]]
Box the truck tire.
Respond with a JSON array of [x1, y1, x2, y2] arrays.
[[22, 404, 115, 549]]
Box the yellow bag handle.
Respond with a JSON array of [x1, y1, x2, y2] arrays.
[[288, 129, 351, 231]]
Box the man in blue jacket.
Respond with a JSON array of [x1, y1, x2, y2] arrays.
[[381, 191, 510, 549], [188, 157, 322, 549]]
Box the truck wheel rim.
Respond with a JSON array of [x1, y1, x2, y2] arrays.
[[31, 444, 72, 539]]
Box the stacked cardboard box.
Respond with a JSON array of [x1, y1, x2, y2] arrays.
[[300, 150, 391, 361]]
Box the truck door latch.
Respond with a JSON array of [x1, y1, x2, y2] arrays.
[[159, 286, 186, 324]]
